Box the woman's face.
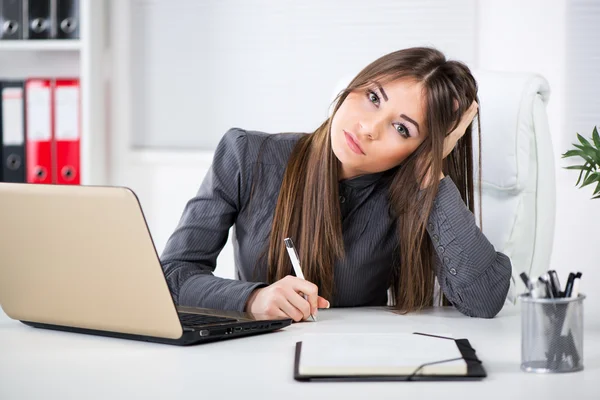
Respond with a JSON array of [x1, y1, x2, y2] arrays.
[[330, 78, 428, 180]]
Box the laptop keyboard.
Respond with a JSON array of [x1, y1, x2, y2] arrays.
[[178, 313, 237, 327]]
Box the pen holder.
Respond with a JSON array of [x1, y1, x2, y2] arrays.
[[520, 293, 585, 373]]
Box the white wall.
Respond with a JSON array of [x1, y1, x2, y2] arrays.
[[110, 0, 479, 281], [109, 0, 599, 313], [127, 0, 477, 150]]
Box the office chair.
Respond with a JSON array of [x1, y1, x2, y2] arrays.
[[330, 69, 556, 306], [471, 70, 555, 303]]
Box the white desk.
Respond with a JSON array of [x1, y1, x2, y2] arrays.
[[1, 306, 599, 400]]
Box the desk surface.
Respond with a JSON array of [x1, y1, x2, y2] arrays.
[[1, 305, 599, 400]]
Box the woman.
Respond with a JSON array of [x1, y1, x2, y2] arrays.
[[160, 47, 512, 321]]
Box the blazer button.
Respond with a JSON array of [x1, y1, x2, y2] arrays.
[[428, 223, 434, 230], [449, 267, 457, 276], [432, 234, 439, 243], [438, 245, 445, 253], [339, 195, 346, 203], [443, 256, 450, 264]]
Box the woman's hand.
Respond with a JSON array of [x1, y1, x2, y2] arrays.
[[421, 100, 479, 189], [245, 276, 330, 322], [442, 100, 479, 158]]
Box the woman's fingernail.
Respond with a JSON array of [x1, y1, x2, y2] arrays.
[[327, 301, 331, 308]]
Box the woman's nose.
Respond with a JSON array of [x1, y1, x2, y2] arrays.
[[358, 118, 382, 140]]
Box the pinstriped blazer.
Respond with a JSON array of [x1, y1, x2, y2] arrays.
[[160, 128, 512, 318]]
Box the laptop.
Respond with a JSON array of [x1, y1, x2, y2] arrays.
[[0, 183, 292, 345]]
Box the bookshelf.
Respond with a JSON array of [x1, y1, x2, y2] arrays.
[[0, 40, 81, 51], [0, 0, 109, 186]]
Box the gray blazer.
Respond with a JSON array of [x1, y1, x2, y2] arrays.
[[160, 128, 512, 318]]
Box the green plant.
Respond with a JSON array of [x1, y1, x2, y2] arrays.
[[562, 126, 600, 199]]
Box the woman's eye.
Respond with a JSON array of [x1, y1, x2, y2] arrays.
[[367, 90, 380, 105], [394, 123, 410, 138]]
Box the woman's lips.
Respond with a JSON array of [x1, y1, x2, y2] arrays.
[[343, 130, 365, 155]]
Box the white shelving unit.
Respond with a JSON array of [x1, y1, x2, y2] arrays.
[[0, 40, 81, 51], [0, 0, 109, 186]]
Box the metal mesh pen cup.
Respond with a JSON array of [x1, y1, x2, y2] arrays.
[[520, 293, 585, 373]]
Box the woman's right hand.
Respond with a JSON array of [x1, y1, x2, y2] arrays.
[[245, 276, 330, 322]]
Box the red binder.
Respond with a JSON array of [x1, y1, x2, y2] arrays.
[[54, 79, 81, 185], [25, 79, 53, 184]]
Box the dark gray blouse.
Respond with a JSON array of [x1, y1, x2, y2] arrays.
[[160, 128, 512, 318]]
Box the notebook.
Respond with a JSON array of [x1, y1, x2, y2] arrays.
[[294, 332, 486, 381]]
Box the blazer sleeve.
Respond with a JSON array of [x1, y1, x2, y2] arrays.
[[160, 128, 267, 312], [426, 176, 512, 318]]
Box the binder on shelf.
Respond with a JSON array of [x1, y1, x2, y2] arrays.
[[54, 78, 80, 185], [0, 0, 24, 40], [25, 78, 53, 184], [26, 0, 52, 40], [0, 80, 26, 183], [56, 0, 79, 39]]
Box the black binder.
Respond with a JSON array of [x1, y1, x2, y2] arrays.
[[293, 332, 487, 382], [26, 0, 52, 39], [0, 0, 24, 40], [0, 81, 26, 183], [56, 0, 79, 39]]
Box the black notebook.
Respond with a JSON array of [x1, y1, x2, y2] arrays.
[[294, 332, 486, 382]]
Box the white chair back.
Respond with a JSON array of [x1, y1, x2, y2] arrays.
[[472, 70, 555, 302]]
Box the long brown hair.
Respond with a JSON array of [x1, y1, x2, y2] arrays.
[[264, 47, 481, 313]]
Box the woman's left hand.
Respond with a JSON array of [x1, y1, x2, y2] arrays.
[[442, 100, 479, 158], [421, 101, 478, 188]]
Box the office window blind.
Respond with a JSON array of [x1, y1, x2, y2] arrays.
[[130, 0, 477, 150]]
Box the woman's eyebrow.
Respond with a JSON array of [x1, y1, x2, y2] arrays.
[[376, 83, 388, 102], [374, 82, 420, 135], [400, 114, 420, 136]]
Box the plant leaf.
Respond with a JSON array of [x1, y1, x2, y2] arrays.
[[562, 149, 580, 158], [575, 132, 600, 165], [592, 194, 600, 200], [573, 143, 593, 153], [581, 172, 600, 188], [577, 133, 592, 147], [582, 169, 591, 187], [573, 162, 591, 186], [593, 181, 600, 196], [593, 126, 600, 149], [562, 149, 593, 163], [576, 167, 585, 186], [581, 152, 594, 164], [565, 165, 588, 170], [574, 143, 599, 162]]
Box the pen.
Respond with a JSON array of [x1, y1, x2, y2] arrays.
[[530, 279, 545, 299], [548, 270, 561, 297], [560, 272, 581, 336], [570, 272, 582, 298], [563, 272, 576, 298], [538, 273, 559, 368], [284, 237, 317, 322], [538, 275, 553, 299], [520, 272, 534, 293], [560, 272, 583, 366]]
